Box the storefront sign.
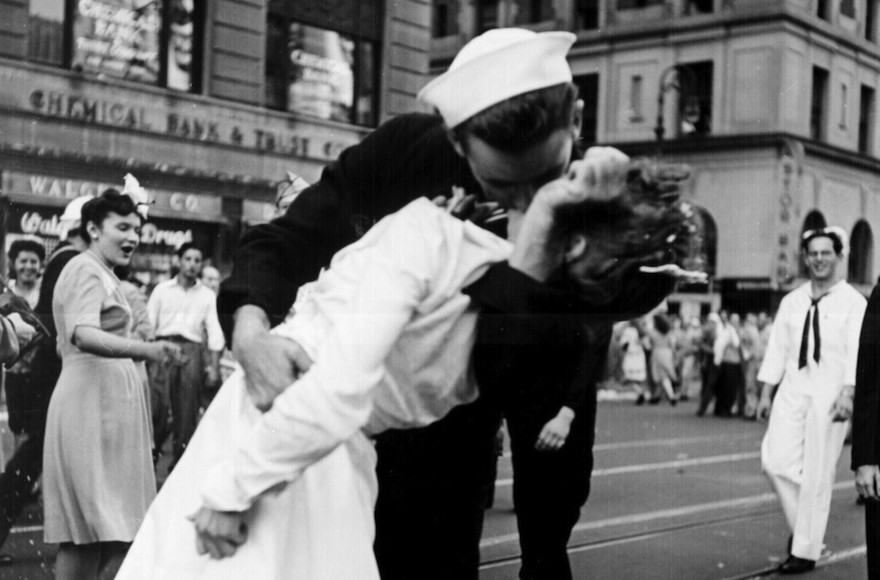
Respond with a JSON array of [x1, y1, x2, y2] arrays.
[[26, 86, 354, 161], [72, 0, 161, 84], [8, 204, 194, 249], [1, 171, 223, 222]]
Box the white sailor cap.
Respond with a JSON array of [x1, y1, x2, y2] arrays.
[[418, 28, 576, 129]]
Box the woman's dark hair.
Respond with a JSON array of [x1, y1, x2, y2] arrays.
[[451, 82, 579, 154], [80, 188, 140, 244], [8, 239, 46, 263]]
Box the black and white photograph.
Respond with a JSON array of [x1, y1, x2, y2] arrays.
[[0, 1, 879, 579]]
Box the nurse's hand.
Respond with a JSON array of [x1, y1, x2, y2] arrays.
[[190, 506, 248, 560], [830, 385, 855, 422], [756, 394, 772, 421], [856, 465, 880, 502]]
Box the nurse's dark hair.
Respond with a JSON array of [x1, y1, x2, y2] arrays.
[[451, 82, 579, 153], [79, 188, 140, 244]]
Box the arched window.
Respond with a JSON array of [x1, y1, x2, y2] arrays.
[[684, 206, 717, 278], [849, 220, 874, 284], [799, 210, 827, 278]]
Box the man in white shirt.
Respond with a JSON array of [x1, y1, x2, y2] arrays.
[[147, 243, 225, 466], [757, 227, 866, 574]]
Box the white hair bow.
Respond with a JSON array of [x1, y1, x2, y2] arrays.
[[123, 173, 153, 220]]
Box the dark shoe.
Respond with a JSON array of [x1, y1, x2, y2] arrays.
[[778, 555, 816, 575], [0, 554, 13, 566], [670, 398, 678, 407], [636, 394, 646, 406]]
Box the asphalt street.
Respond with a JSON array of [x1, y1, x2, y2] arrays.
[[479, 397, 868, 580], [0, 397, 869, 579]]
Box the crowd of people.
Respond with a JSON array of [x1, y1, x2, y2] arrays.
[[606, 309, 774, 418], [0, 25, 878, 580]]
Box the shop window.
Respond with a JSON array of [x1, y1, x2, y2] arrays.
[[799, 210, 827, 278], [577, 0, 599, 29], [859, 85, 874, 154], [41, 0, 206, 91], [810, 67, 829, 141], [511, 0, 555, 24], [265, 0, 381, 127], [574, 73, 599, 145], [433, 0, 461, 38], [617, 0, 664, 9], [840, 0, 856, 18], [27, 0, 66, 66], [849, 220, 873, 284]]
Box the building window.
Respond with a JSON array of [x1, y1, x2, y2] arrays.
[[574, 73, 599, 145], [27, 0, 66, 66], [689, 207, 717, 278], [867, 1, 878, 42], [577, 0, 600, 29], [849, 220, 874, 284], [477, 0, 499, 32], [840, 0, 856, 18], [816, 0, 830, 20], [810, 67, 829, 141], [265, 0, 381, 127], [433, 0, 460, 38], [681, 61, 712, 136], [629, 75, 643, 121], [617, 0, 664, 9], [512, 0, 555, 24], [684, 0, 714, 14], [840, 84, 848, 129], [165, 0, 200, 92], [860, 85, 874, 153]]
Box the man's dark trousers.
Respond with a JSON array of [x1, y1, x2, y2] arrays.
[[373, 398, 501, 580], [149, 337, 205, 463], [867, 501, 880, 579]]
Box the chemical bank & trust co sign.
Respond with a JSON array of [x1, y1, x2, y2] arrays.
[[0, 60, 362, 162], [27, 88, 356, 161]]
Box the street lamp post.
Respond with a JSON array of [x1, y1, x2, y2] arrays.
[[654, 64, 700, 157]]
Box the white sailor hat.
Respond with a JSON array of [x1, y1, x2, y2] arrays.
[[418, 28, 576, 129]]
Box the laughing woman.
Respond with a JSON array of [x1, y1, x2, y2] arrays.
[[42, 190, 185, 580]]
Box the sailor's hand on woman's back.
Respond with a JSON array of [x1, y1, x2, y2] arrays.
[[232, 305, 314, 412]]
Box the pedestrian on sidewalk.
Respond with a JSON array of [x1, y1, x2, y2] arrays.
[[42, 190, 186, 580], [147, 243, 224, 467], [0, 196, 90, 567], [757, 226, 866, 575]]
